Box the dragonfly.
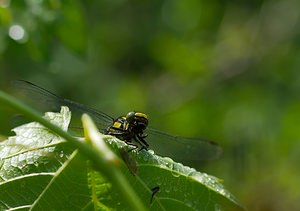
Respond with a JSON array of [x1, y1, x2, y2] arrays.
[[12, 80, 222, 161]]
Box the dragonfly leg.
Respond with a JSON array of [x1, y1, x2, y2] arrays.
[[137, 134, 149, 148], [133, 135, 149, 150]]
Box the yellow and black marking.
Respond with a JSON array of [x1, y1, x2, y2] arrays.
[[104, 111, 149, 149]]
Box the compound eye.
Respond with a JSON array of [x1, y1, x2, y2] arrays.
[[126, 111, 136, 123]]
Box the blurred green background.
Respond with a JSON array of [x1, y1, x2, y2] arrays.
[[1, 0, 300, 210]]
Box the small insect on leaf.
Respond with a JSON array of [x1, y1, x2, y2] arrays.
[[150, 186, 160, 204]]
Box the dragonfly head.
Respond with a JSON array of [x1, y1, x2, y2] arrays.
[[126, 111, 148, 131]]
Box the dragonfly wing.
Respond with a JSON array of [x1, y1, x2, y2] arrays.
[[12, 80, 114, 130], [146, 128, 222, 161], [12, 80, 66, 111]]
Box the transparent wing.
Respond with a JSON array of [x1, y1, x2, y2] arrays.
[[146, 128, 222, 160], [12, 80, 222, 161], [12, 80, 114, 130]]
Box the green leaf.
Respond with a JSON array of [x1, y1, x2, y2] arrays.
[[0, 107, 72, 182], [0, 107, 74, 210], [0, 107, 244, 210], [31, 151, 90, 210], [100, 136, 244, 210]]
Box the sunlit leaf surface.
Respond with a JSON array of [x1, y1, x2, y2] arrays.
[[0, 107, 243, 210]]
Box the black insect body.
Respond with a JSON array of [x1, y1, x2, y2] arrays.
[[104, 112, 150, 150], [150, 186, 160, 203]]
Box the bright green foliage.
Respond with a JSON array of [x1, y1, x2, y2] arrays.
[[0, 108, 243, 210], [1, 1, 300, 210]]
